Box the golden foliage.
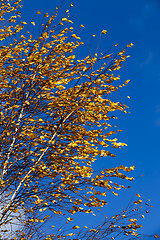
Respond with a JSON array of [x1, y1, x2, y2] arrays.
[[0, 0, 157, 239]]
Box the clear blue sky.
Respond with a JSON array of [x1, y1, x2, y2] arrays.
[[21, 0, 160, 236]]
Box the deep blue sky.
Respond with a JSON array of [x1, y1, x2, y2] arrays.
[[21, 0, 160, 236]]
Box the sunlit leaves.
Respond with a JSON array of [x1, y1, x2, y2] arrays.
[[0, 1, 156, 240]]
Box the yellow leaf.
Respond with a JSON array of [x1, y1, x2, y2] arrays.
[[66, 233, 75, 236], [12, 209, 19, 213], [101, 192, 106, 196], [31, 21, 35, 26], [129, 166, 135, 171], [125, 80, 130, 84], [136, 193, 141, 197], [134, 199, 142, 204], [42, 32, 48, 39], [62, 18, 68, 21], [72, 34, 80, 40], [72, 226, 80, 229], [39, 208, 47, 212], [89, 229, 96, 232], [112, 191, 118, 196], [38, 118, 44, 122], [102, 30, 107, 34], [154, 234, 160, 238], [44, 13, 49, 17], [128, 218, 137, 222]]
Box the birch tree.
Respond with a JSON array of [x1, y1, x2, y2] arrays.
[[0, 0, 157, 239]]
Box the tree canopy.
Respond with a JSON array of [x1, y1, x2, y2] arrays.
[[0, 0, 158, 239]]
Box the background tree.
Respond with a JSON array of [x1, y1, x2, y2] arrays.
[[0, 0, 157, 239]]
